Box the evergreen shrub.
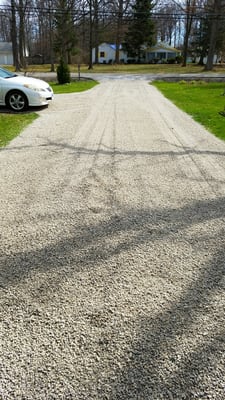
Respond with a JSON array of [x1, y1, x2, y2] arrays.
[[57, 59, 71, 84]]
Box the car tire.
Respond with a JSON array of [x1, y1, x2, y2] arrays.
[[6, 90, 28, 112]]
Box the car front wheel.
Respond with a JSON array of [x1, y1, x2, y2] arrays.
[[6, 90, 28, 112]]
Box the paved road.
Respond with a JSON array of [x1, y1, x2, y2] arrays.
[[29, 70, 225, 82], [0, 80, 225, 399]]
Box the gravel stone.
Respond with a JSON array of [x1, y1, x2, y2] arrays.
[[0, 79, 224, 399]]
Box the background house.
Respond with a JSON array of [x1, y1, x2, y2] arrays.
[[92, 43, 128, 64], [145, 42, 181, 63], [0, 42, 13, 65], [92, 42, 181, 64]]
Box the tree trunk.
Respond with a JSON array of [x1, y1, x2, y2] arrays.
[[49, 0, 55, 72], [115, 0, 124, 64], [182, 0, 196, 67], [19, 0, 26, 69], [11, 0, 20, 71], [88, 0, 93, 69], [93, 0, 99, 64], [204, 0, 221, 71]]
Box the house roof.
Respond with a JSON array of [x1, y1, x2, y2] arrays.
[[147, 42, 180, 53], [98, 43, 123, 51], [0, 42, 12, 53], [108, 43, 123, 50]]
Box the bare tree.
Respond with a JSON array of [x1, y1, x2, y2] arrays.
[[155, 1, 182, 47], [0, 6, 11, 41], [109, 0, 131, 64]]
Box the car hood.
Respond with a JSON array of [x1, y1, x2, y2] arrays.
[[8, 75, 51, 88]]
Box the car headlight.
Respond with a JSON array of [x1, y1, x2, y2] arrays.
[[23, 84, 46, 92]]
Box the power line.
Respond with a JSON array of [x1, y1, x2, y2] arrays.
[[0, 3, 224, 20]]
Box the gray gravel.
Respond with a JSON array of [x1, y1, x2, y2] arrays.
[[0, 80, 225, 399]]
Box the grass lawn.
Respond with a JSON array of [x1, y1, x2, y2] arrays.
[[51, 80, 98, 94], [0, 113, 38, 147], [152, 81, 225, 141], [12, 63, 225, 75], [81, 63, 225, 75]]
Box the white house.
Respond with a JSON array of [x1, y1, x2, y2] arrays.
[[92, 43, 128, 64], [0, 42, 13, 65]]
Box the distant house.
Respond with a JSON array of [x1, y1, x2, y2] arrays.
[[92, 41, 181, 64], [0, 42, 13, 65], [145, 43, 181, 63], [92, 43, 128, 64]]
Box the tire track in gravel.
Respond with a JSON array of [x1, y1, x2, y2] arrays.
[[75, 82, 125, 215]]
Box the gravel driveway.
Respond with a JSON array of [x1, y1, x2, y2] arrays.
[[0, 80, 224, 399]]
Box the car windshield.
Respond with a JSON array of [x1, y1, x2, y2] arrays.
[[0, 67, 17, 79]]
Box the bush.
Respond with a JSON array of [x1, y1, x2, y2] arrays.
[[179, 80, 187, 85], [176, 55, 183, 64], [57, 59, 71, 84], [127, 58, 136, 64], [167, 58, 176, 64]]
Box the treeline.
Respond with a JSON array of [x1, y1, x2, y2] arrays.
[[0, 0, 225, 71]]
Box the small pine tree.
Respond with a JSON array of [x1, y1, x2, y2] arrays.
[[57, 58, 71, 84]]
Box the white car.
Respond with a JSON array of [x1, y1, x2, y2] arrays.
[[0, 66, 53, 112]]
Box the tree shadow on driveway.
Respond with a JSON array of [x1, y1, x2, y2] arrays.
[[107, 245, 225, 399], [1, 195, 225, 288], [2, 138, 225, 158], [0, 194, 224, 399]]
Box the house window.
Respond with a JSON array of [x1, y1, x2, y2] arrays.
[[100, 51, 105, 57]]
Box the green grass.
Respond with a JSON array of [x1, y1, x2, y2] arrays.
[[71, 63, 207, 74], [51, 80, 98, 94], [152, 81, 225, 140], [13, 62, 225, 75], [0, 113, 38, 147]]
